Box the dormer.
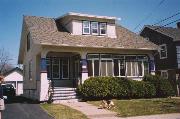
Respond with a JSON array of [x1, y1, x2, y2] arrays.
[[56, 12, 117, 38]]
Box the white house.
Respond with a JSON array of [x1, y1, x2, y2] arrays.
[[18, 12, 158, 102], [4, 67, 23, 95]]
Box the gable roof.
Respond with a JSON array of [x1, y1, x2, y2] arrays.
[[143, 25, 180, 41], [3, 67, 23, 77], [23, 15, 157, 50]]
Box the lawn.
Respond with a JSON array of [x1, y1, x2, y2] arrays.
[[88, 98, 180, 117], [41, 104, 88, 119]]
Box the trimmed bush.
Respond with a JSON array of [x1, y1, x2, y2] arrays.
[[143, 74, 175, 97], [76, 77, 109, 99], [77, 76, 156, 100], [107, 77, 131, 98]]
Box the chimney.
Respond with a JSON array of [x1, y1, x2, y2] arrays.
[[177, 22, 180, 29]]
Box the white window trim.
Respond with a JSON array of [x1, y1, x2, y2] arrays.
[[82, 21, 90, 35], [159, 44, 167, 59], [62, 59, 69, 79], [176, 46, 180, 69], [91, 22, 99, 35], [161, 70, 168, 79], [99, 23, 107, 35]]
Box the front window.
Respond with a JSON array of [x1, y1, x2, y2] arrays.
[[83, 21, 90, 34], [160, 44, 167, 59], [91, 22, 98, 35], [46, 58, 51, 79], [100, 23, 107, 35], [52, 58, 60, 79], [62, 59, 69, 79], [161, 70, 168, 79], [87, 54, 148, 77]]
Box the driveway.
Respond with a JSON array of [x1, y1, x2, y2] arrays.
[[2, 97, 54, 119]]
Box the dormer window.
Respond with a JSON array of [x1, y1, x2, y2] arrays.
[[83, 21, 90, 34], [100, 23, 106, 35], [91, 22, 98, 35]]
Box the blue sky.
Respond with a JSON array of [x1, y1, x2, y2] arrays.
[[0, 0, 179, 66]]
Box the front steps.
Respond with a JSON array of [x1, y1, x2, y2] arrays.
[[49, 87, 78, 103]]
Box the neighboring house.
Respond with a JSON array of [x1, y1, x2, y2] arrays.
[[4, 67, 23, 95], [140, 23, 180, 88], [18, 12, 158, 102]]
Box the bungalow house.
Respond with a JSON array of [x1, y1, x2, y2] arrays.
[[18, 12, 158, 102], [3, 67, 23, 95]]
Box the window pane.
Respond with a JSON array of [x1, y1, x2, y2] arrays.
[[131, 62, 137, 76], [107, 60, 113, 76], [62, 59, 69, 79], [83, 21, 89, 27], [101, 60, 106, 76], [138, 62, 142, 76], [144, 61, 149, 75], [94, 60, 99, 76], [100, 23, 106, 35], [126, 62, 131, 76], [87, 60, 93, 76], [84, 28, 90, 33], [52, 59, 59, 78], [120, 61, 125, 76], [114, 59, 119, 76], [91, 22, 98, 34]]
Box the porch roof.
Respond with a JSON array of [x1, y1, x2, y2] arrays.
[[23, 16, 158, 50]]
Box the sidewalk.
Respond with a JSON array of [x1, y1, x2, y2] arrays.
[[61, 101, 180, 119]]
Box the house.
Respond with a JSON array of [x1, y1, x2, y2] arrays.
[[18, 12, 158, 102], [3, 67, 23, 95], [140, 23, 180, 95]]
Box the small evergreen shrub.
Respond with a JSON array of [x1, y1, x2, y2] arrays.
[[143, 74, 175, 97]]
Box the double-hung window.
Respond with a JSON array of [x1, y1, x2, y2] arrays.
[[83, 21, 90, 34], [62, 59, 69, 79], [91, 22, 98, 35], [52, 58, 60, 79], [159, 44, 167, 59], [100, 23, 106, 35], [161, 70, 168, 79]]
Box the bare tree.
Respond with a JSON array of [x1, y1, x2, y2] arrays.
[[0, 48, 13, 75]]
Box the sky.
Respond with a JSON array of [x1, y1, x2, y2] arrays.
[[0, 0, 180, 66]]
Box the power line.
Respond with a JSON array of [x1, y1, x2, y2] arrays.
[[133, 0, 166, 31], [154, 18, 180, 30], [153, 12, 180, 26]]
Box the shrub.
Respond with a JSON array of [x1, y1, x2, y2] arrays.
[[143, 74, 175, 97], [77, 76, 157, 100], [107, 77, 131, 98], [76, 77, 109, 99]]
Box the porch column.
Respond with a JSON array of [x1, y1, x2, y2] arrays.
[[39, 52, 49, 101], [80, 52, 88, 84]]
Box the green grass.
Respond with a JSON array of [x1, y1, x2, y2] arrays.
[[41, 104, 88, 119], [88, 98, 180, 117]]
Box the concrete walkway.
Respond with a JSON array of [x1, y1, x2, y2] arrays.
[[61, 101, 180, 119]]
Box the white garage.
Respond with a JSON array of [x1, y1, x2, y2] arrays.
[[4, 67, 23, 96]]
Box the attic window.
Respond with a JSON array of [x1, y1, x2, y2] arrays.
[[82, 21, 90, 34], [27, 33, 30, 51], [91, 22, 98, 35], [100, 23, 107, 35]]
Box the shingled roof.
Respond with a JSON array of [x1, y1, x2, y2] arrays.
[[144, 25, 180, 41], [23, 15, 158, 50]]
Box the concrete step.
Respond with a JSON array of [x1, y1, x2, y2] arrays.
[[53, 99, 79, 103], [53, 92, 76, 97], [52, 96, 77, 100]]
